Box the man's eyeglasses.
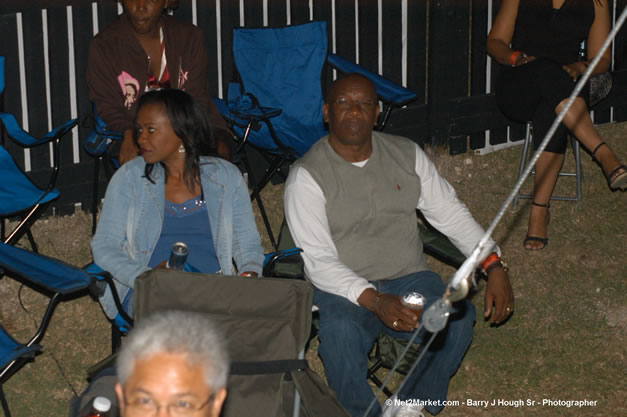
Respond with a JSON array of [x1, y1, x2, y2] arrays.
[[333, 97, 377, 110], [125, 393, 214, 416]]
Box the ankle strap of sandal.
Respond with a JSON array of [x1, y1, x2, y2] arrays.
[[591, 141, 607, 158], [531, 201, 550, 208]]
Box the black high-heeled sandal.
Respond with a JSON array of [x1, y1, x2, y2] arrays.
[[591, 141, 627, 191], [524, 201, 550, 250]]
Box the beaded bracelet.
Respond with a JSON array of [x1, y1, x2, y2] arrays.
[[510, 51, 522, 66]]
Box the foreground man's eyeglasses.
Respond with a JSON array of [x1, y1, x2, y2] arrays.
[[124, 393, 214, 416]]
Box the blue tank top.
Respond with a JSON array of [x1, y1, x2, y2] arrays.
[[148, 195, 221, 273]]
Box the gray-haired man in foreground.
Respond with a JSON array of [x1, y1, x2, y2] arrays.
[[115, 310, 229, 417]]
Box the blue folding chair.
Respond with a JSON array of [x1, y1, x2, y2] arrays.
[[0, 57, 78, 252], [214, 22, 417, 248], [83, 105, 123, 235], [0, 242, 94, 417], [213, 22, 328, 249]]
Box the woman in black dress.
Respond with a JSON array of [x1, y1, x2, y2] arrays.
[[488, 0, 625, 250]]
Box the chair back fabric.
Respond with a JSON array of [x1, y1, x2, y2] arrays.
[[232, 22, 328, 156], [0, 242, 90, 294], [327, 53, 417, 106], [133, 269, 349, 417], [0, 326, 40, 374], [0, 145, 59, 216]]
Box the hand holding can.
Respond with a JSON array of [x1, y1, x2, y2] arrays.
[[401, 292, 426, 321]]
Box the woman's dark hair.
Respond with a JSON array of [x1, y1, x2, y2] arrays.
[[135, 89, 217, 191]]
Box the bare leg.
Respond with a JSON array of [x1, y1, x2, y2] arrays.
[[526, 151, 564, 250], [557, 98, 624, 180]]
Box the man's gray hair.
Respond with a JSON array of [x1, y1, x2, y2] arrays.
[[116, 310, 230, 389]]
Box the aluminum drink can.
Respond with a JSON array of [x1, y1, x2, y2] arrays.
[[167, 242, 189, 271], [401, 292, 426, 320]]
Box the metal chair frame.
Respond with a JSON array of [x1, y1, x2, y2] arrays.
[[512, 70, 613, 210], [513, 123, 583, 209], [0, 242, 94, 417]]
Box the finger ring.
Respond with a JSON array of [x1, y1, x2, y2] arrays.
[[392, 320, 399, 328]]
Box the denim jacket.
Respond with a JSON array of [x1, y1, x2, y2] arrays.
[[91, 156, 264, 318]]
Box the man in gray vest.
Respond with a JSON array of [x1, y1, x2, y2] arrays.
[[285, 74, 514, 417]]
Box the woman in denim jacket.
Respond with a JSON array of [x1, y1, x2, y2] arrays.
[[92, 89, 263, 319]]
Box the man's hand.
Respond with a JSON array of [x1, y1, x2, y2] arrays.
[[358, 289, 419, 332], [376, 293, 420, 331], [484, 267, 514, 324], [120, 129, 139, 165]]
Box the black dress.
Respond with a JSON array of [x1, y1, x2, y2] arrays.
[[496, 0, 595, 154]]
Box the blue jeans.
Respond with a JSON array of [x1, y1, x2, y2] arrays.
[[313, 271, 475, 417]]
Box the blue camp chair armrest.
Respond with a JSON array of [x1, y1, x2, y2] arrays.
[[263, 247, 303, 275], [84, 128, 122, 157], [93, 111, 123, 140], [327, 53, 417, 107], [213, 97, 237, 124], [83, 262, 134, 327], [264, 248, 304, 265], [83, 109, 123, 157], [213, 97, 251, 130], [0, 242, 91, 295], [213, 96, 282, 146], [95, 126, 123, 139], [0, 113, 77, 147], [227, 91, 282, 122], [233, 106, 282, 122], [0, 243, 92, 361]]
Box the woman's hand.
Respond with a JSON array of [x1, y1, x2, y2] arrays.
[[513, 53, 536, 67], [562, 62, 588, 82], [155, 260, 168, 269]]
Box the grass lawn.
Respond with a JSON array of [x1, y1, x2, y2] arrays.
[[1, 122, 625, 416]]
